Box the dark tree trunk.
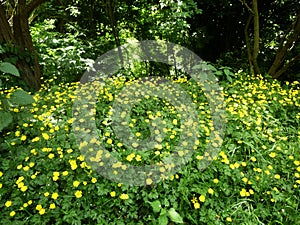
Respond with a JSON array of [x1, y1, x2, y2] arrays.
[[242, 0, 260, 75], [268, 9, 300, 79], [0, 0, 46, 90]]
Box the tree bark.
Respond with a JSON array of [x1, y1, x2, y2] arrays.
[[0, 0, 46, 90], [241, 0, 260, 75], [244, 15, 254, 75], [0, 5, 14, 44], [252, 0, 260, 75], [105, 0, 124, 66], [268, 9, 300, 78]]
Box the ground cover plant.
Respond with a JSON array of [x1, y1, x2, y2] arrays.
[[0, 72, 299, 225]]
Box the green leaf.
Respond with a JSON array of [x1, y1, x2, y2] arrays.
[[151, 200, 162, 213], [9, 90, 35, 105], [168, 208, 184, 224], [224, 69, 233, 76], [0, 62, 20, 77], [226, 74, 233, 83], [0, 111, 13, 131], [158, 214, 168, 225]]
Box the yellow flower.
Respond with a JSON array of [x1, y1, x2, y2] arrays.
[[10, 211, 16, 217], [120, 193, 129, 200], [20, 186, 28, 192], [20, 135, 27, 141], [274, 174, 280, 179], [110, 191, 116, 197], [48, 153, 55, 159], [44, 192, 50, 197], [75, 190, 82, 198], [178, 151, 184, 157], [126, 153, 135, 162], [91, 178, 97, 183], [36, 204, 43, 211], [135, 155, 142, 161], [226, 217, 232, 222], [208, 188, 214, 194], [213, 178, 219, 184], [53, 172, 60, 177], [194, 202, 200, 209], [69, 160, 78, 170], [199, 195, 205, 202], [39, 208, 46, 215], [49, 203, 56, 209], [73, 181, 80, 187], [42, 133, 50, 140], [132, 142, 139, 148], [240, 188, 247, 197], [173, 119, 178, 125], [196, 155, 203, 160], [269, 152, 276, 158], [242, 177, 248, 183], [5, 201, 12, 207], [77, 155, 84, 161], [106, 138, 113, 145], [51, 193, 59, 200], [62, 171, 68, 176], [32, 137, 40, 142], [146, 178, 153, 185]]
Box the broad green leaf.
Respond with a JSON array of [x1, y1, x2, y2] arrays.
[[9, 90, 35, 105], [0, 62, 20, 77], [151, 200, 162, 213], [0, 111, 13, 131], [158, 214, 168, 225], [168, 208, 184, 224]]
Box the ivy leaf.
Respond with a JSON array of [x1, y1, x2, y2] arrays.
[[0, 62, 20, 77], [9, 90, 35, 105], [0, 111, 13, 131], [168, 208, 184, 224]]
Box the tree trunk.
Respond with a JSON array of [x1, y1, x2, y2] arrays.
[[0, 5, 14, 44], [0, 0, 46, 90], [268, 9, 300, 79], [105, 0, 124, 66], [241, 0, 260, 75], [252, 0, 260, 75]]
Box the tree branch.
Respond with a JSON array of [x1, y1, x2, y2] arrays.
[[239, 0, 254, 14], [272, 54, 300, 78], [26, 0, 48, 15]]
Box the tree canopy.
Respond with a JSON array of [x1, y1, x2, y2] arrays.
[[0, 0, 299, 88]]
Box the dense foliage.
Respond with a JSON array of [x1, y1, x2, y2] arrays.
[[0, 73, 299, 224], [0, 0, 299, 224]]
